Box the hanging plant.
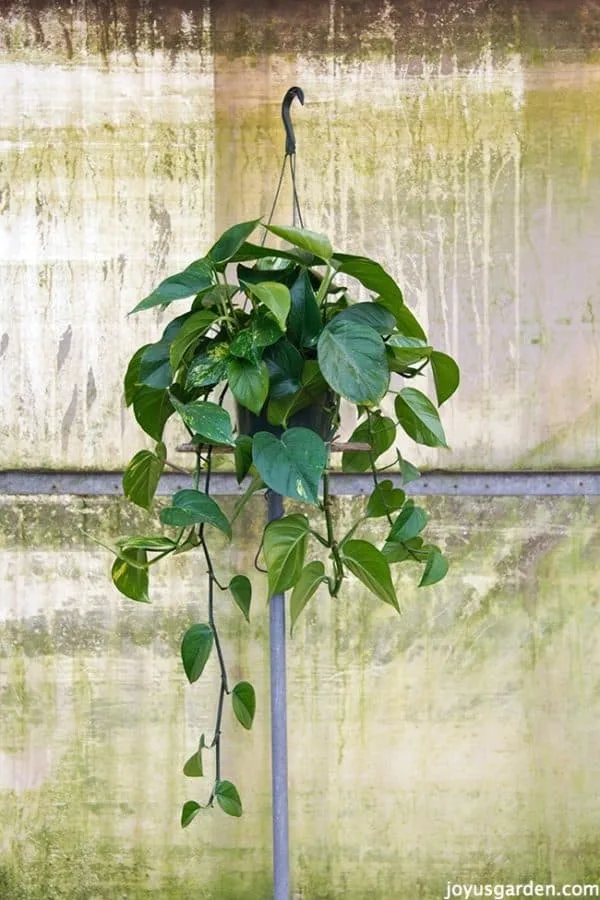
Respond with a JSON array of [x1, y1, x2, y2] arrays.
[[104, 218, 460, 824]]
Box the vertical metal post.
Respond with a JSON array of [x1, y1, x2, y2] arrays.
[[267, 489, 290, 900]]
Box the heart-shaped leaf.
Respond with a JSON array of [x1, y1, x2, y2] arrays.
[[208, 218, 262, 265], [243, 281, 291, 332], [378, 299, 427, 340], [335, 302, 396, 335], [122, 444, 166, 511], [170, 396, 234, 445], [419, 548, 449, 586], [341, 540, 399, 611], [388, 500, 428, 543], [395, 388, 448, 448], [318, 320, 389, 405], [111, 549, 149, 603], [252, 428, 327, 505], [169, 311, 216, 370], [266, 224, 332, 261], [342, 415, 396, 473], [130, 261, 213, 314], [332, 253, 404, 311], [231, 681, 256, 730], [229, 574, 251, 621], [233, 436, 253, 485], [430, 350, 460, 406], [263, 514, 309, 598], [139, 340, 172, 389], [288, 269, 322, 347], [160, 489, 231, 538], [227, 358, 269, 415], [267, 360, 328, 427], [214, 780, 243, 817], [181, 800, 205, 827], [183, 737, 206, 777], [387, 335, 432, 369], [181, 623, 213, 684], [366, 480, 406, 518], [185, 347, 229, 390], [124, 344, 150, 406], [290, 561, 326, 634], [117, 535, 177, 552], [132, 387, 174, 442], [263, 340, 303, 399]]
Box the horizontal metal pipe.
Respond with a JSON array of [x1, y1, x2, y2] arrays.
[[0, 470, 599, 497]]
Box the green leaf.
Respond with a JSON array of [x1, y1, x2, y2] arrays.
[[181, 800, 204, 827], [243, 281, 291, 332], [430, 350, 460, 405], [227, 358, 269, 415], [252, 428, 327, 505], [236, 262, 295, 286], [139, 340, 172, 390], [233, 435, 253, 485], [290, 561, 326, 634], [387, 335, 432, 368], [335, 302, 396, 335], [317, 320, 389, 405], [122, 445, 166, 511], [124, 344, 150, 406], [111, 549, 149, 603], [132, 387, 174, 442], [366, 480, 406, 518], [419, 548, 449, 586], [341, 540, 399, 611], [132, 391, 172, 446], [288, 269, 322, 347], [266, 224, 332, 261], [396, 450, 421, 484], [229, 574, 251, 621], [118, 535, 177, 552], [160, 489, 231, 538], [395, 388, 448, 448], [186, 347, 229, 390], [231, 681, 256, 730], [170, 396, 234, 445], [227, 241, 308, 265], [332, 253, 404, 311], [263, 339, 303, 399], [208, 219, 261, 265], [263, 514, 309, 598], [342, 416, 396, 473], [169, 311, 217, 370], [183, 737, 205, 777], [130, 261, 213, 314], [388, 500, 428, 542], [181, 624, 214, 684], [267, 360, 328, 427], [214, 780, 242, 817], [387, 303, 427, 341]]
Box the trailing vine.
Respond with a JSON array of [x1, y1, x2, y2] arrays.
[[101, 219, 460, 825]]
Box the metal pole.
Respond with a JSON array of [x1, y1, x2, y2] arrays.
[[267, 489, 290, 900]]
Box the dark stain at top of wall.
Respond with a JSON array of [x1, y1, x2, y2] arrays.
[[0, 1, 598, 62]]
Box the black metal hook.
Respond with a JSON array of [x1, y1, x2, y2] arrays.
[[281, 86, 304, 156]]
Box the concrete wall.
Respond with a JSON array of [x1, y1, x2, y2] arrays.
[[1, 2, 599, 898]]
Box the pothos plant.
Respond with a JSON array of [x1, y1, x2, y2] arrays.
[[107, 218, 459, 826]]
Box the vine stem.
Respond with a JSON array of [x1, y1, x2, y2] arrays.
[[322, 469, 344, 595], [195, 435, 230, 799]]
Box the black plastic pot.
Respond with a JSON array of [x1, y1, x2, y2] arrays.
[[236, 393, 335, 440]]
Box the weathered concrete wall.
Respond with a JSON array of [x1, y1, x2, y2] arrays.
[[1, 493, 600, 897], [1, 3, 600, 898], [1, 1, 599, 468]]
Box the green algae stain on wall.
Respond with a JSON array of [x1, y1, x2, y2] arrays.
[[3, 495, 600, 896]]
